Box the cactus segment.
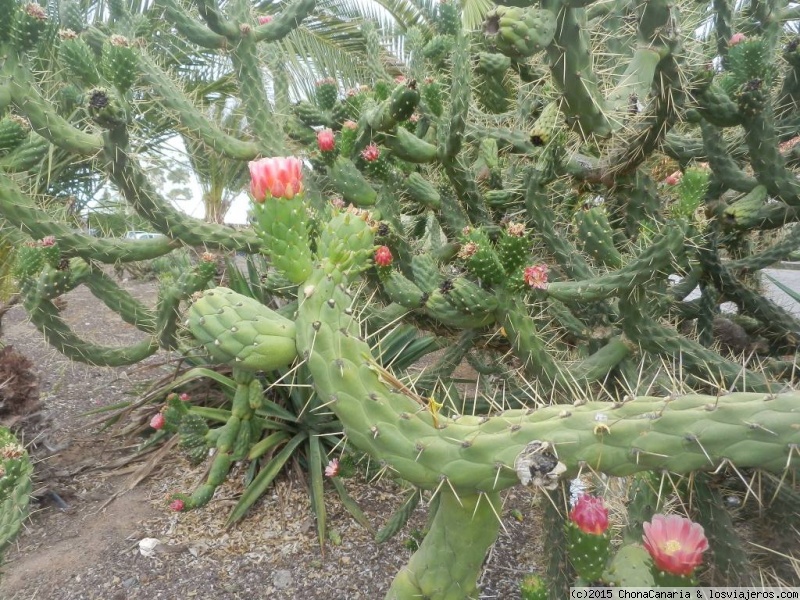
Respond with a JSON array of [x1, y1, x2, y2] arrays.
[[529, 100, 561, 147], [483, 6, 556, 58], [315, 208, 375, 274], [0, 114, 30, 156], [385, 127, 438, 164], [573, 206, 623, 268], [0, 428, 33, 559], [186, 287, 298, 371], [102, 35, 139, 93], [251, 196, 313, 283], [384, 490, 501, 600], [566, 522, 611, 581], [327, 156, 378, 206], [400, 172, 441, 209], [11, 3, 48, 51]]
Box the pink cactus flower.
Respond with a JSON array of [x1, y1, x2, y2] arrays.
[[361, 144, 380, 162], [179, 393, 190, 402], [169, 498, 185, 512], [317, 128, 335, 152], [257, 15, 273, 24], [150, 413, 166, 430], [374, 246, 393, 267], [325, 458, 340, 477], [249, 157, 304, 202], [728, 32, 746, 46], [523, 264, 549, 289], [569, 494, 609, 535], [643, 514, 709, 576], [395, 75, 407, 83], [40, 236, 56, 247]]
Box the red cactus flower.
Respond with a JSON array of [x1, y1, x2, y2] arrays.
[[361, 144, 380, 162], [374, 246, 393, 267], [643, 514, 709, 576], [665, 170, 683, 186], [179, 393, 190, 402], [257, 15, 272, 24], [150, 413, 166, 430], [317, 128, 335, 152], [569, 494, 609, 535], [169, 498, 185, 512], [523, 264, 549, 289], [249, 156, 304, 201], [324, 458, 340, 478], [728, 32, 746, 46]]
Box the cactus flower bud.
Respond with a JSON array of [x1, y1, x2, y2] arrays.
[[569, 494, 609, 535], [343, 120, 358, 130], [249, 157, 304, 201], [317, 128, 335, 152], [361, 144, 380, 162], [325, 458, 340, 477], [169, 498, 185, 511], [643, 514, 709, 576], [523, 264, 549, 289], [179, 393, 190, 402], [665, 171, 683, 186], [150, 413, 166, 430], [728, 32, 746, 46], [257, 15, 273, 24], [374, 246, 393, 267]]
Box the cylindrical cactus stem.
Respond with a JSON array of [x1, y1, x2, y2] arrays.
[[252, 0, 315, 43], [700, 120, 757, 193], [726, 223, 800, 271], [545, 225, 685, 304], [137, 53, 260, 160], [384, 490, 501, 600], [101, 128, 263, 252], [697, 231, 800, 348], [742, 101, 800, 205], [573, 206, 623, 269], [82, 264, 157, 333], [5, 54, 103, 155], [542, 1, 611, 137], [158, 0, 226, 48], [441, 32, 470, 161], [0, 427, 33, 559], [299, 264, 800, 490], [20, 285, 159, 366]]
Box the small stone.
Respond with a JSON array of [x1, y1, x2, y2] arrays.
[[273, 569, 292, 589], [122, 577, 137, 588]]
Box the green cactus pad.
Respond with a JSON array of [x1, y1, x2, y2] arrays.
[[186, 287, 298, 371]]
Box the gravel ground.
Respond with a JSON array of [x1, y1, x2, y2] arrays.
[[0, 275, 547, 600]]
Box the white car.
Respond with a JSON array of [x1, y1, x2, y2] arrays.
[[124, 230, 165, 240]]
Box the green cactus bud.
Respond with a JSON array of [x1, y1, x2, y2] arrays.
[[11, 3, 48, 51], [0, 114, 30, 156], [315, 77, 338, 111], [102, 35, 139, 94], [327, 156, 378, 206], [483, 6, 556, 59], [58, 30, 101, 87]]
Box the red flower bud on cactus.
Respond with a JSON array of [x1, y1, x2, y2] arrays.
[[40, 236, 56, 247], [728, 32, 746, 46], [569, 494, 609, 535], [169, 498, 185, 512], [643, 514, 709, 576], [179, 393, 190, 402], [257, 15, 273, 24], [361, 144, 380, 162], [665, 170, 683, 186], [317, 128, 335, 152], [249, 157, 304, 201], [523, 264, 549, 289], [374, 246, 393, 267], [150, 413, 166, 430]]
